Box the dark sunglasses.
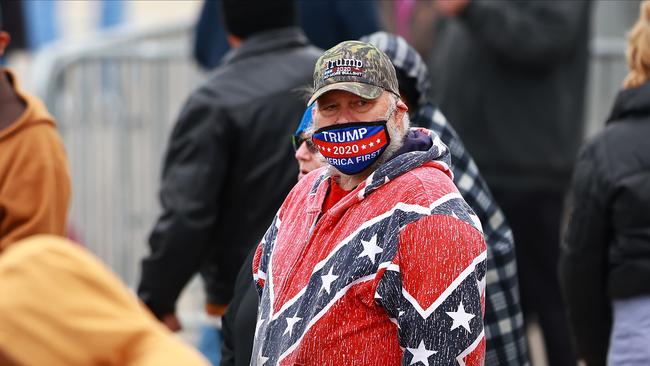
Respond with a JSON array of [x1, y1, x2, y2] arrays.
[[292, 135, 319, 153]]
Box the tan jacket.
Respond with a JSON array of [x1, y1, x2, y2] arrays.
[[0, 235, 209, 366], [0, 70, 70, 251]]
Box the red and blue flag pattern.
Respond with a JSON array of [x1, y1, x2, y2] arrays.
[[312, 122, 390, 175], [252, 129, 487, 365]]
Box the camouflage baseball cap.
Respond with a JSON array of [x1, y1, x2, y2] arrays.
[[308, 40, 400, 106]]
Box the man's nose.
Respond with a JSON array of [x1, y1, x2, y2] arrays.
[[295, 142, 311, 161], [334, 107, 355, 124]]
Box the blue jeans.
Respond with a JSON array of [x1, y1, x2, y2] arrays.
[[197, 324, 222, 366], [609, 295, 650, 365]]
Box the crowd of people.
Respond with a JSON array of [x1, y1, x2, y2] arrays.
[[1, 0, 649, 365]]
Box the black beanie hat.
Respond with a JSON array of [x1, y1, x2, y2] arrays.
[[221, 0, 297, 39]]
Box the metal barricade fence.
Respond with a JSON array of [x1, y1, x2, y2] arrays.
[[33, 20, 208, 338], [33, 20, 205, 289]]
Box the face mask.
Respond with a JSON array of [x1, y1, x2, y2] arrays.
[[311, 121, 391, 175]]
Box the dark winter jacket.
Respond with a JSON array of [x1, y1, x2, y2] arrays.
[[220, 249, 257, 366], [430, 0, 592, 191], [559, 81, 650, 365], [138, 27, 321, 318]]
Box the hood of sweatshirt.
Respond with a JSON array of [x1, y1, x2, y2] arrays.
[[0, 69, 56, 142]]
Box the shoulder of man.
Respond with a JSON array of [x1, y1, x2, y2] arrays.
[[283, 168, 328, 207], [384, 162, 458, 200]]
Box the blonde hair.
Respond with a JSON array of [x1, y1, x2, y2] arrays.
[[624, 0, 650, 88]]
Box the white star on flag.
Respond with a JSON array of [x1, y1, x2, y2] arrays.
[[283, 314, 302, 337], [407, 340, 437, 365], [327, 147, 331, 152], [432, 136, 447, 152], [254, 316, 265, 338], [320, 266, 339, 294], [376, 138, 381, 143], [369, 142, 375, 147], [257, 351, 269, 365], [358, 235, 383, 264], [469, 213, 483, 232], [361, 144, 367, 149], [446, 300, 475, 332], [477, 275, 486, 297]]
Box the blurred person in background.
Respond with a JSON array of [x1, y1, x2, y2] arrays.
[[220, 105, 320, 366], [0, 11, 206, 365], [361, 31, 529, 366], [292, 104, 320, 181], [0, 9, 70, 250], [0, 235, 210, 366], [560, 1, 650, 365], [137, 0, 321, 364], [376, 1, 439, 65], [430, 1, 593, 364], [193, 0, 381, 70], [0, 0, 27, 62], [192, 0, 379, 359]]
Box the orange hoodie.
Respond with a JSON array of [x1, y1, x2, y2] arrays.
[[0, 69, 70, 252], [0, 235, 209, 366]]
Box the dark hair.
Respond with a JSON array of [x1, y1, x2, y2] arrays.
[[221, 0, 297, 39], [395, 67, 420, 110]]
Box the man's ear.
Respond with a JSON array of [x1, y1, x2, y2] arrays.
[[395, 97, 409, 122], [0, 32, 11, 57], [396, 97, 409, 113]]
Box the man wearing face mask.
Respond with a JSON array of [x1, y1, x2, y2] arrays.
[[251, 41, 487, 366]]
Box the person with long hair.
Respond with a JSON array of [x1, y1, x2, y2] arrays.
[[560, 1, 650, 364]]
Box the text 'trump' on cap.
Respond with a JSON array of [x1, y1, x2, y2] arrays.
[[308, 40, 400, 106]]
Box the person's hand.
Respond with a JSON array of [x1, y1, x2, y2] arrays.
[[162, 313, 182, 332], [436, 0, 471, 17]]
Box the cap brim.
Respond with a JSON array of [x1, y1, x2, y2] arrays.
[[308, 82, 383, 106]]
